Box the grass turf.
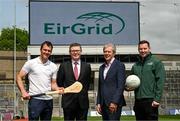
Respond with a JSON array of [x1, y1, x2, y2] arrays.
[[52, 115, 180, 121]]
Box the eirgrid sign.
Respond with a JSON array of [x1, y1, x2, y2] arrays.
[[30, 1, 139, 45]]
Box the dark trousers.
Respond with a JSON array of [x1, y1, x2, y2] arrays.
[[101, 103, 122, 121], [28, 98, 53, 121], [63, 108, 88, 121], [134, 98, 158, 121]]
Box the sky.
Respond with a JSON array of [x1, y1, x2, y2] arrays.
[[0, 0, 28, 30], [0, 0, 180, 54]]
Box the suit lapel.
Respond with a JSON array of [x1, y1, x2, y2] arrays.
[[69, 61, 76, 80], [78, 62, 84, 81], [105, 59, 116, 80]]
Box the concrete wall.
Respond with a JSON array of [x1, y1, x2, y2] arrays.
[[0, 51, 27, 79]]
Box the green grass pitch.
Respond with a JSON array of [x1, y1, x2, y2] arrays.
[[52, 115, 180, 121]]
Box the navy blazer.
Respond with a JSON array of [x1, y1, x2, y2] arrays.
[[57, 61, 91, 109], [97, 59, 126, 106]]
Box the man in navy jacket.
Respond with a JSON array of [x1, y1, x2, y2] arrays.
[[96, 43, 126, 121]]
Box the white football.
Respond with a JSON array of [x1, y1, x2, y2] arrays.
[[125, 75, 140, 90]]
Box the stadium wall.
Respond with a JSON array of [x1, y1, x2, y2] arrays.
[[0, 50, 180, 116]]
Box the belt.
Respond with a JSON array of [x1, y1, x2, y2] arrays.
[[135, 98, 153, 102]]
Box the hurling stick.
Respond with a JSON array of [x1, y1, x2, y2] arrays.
[[64, 81, 83, 93], [29, 81, 82, 97], [29, 90, 61, 97]]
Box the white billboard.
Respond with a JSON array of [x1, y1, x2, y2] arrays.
[[30, 1, 139, 45]]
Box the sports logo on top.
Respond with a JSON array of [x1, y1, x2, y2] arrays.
[[44, 12, 125, 35]]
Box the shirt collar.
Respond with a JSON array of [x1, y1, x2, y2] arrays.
[[37, 56, 50, 65], [105, 57, 115, 67], [72, 60, 80, 65]]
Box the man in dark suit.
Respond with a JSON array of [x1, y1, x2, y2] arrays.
[[96, 43, 126, 121], [57, 43, 91, 121]]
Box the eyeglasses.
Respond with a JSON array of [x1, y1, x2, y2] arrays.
[[70, 50, 81, 53]]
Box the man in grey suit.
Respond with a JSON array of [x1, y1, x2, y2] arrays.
[[96, 43, 126, 121], [57, 43, 91, 121]]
